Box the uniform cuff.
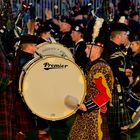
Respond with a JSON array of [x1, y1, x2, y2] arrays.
[[84, 99, 99, 112]]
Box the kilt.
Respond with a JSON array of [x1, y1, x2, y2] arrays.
[[0, 87, 17, 140], [13, 91, 36, 134], [101, 113, 111, 140], [0, 46, 17, 139], [107, 93, 132, 127]]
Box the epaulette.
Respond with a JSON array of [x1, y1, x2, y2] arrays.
[[110, 52, 124, 59]]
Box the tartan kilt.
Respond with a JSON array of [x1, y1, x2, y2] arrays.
[[101, 113, 110, 140], [13, 91, 36, 134], [107, 92, 132, 128], [0, 87, 17, 140]]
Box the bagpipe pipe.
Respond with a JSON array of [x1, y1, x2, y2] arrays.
[[14, 1, 36, 36], [0, 1, 36, 36]]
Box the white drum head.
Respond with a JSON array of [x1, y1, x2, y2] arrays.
[[35, 42, 74, 61], [19, 56, 86, 120]]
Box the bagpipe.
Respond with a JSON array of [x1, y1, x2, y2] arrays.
[[14, 2, 36, 36]]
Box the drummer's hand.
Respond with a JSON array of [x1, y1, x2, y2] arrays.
[[78, 103, 87, 112]]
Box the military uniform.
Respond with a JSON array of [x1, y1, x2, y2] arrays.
[[71, 24, 89, 72], [73, 39, 89, 72], [58, 16, 74, 48], [59, 31, 74, 48], [106, 41, 132, 140], [11, 35, 40, 139], [68, 58, 114, 140]]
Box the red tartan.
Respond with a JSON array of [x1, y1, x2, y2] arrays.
[[13, 93, 36, 133], [0, 46, 17, 139], [11, 51, 37, 134]]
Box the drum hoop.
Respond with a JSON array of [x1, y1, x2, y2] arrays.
[[36, 42, 49, 49], [19, 55, 86, 120], [19, 56, 40, 93], [36, 42, 74, 61]]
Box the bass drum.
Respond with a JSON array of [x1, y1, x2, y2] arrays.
[[35, 42, 74, 61], [19, 56, 86, 121]]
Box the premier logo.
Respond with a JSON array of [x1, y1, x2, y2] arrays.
[[44, 62, 68, 70]]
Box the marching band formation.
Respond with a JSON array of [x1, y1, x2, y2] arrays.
[[0, 0, 140, 140]]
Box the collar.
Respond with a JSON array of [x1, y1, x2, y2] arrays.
[[75, 38, 84, 45]]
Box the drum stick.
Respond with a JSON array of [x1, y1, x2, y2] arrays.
[[64, 95, 79, 109]]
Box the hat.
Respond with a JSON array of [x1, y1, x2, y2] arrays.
[[84, 17, 110, 47], [130, 34, 140, 42], [110, 23, 129, 32], [60, 16, 73, 25], [118, 13, 129, 24], [36, 24, 51, 35], [130, 11, 139, 18], [20, 34, 39, 44], [114, 13, 128, 23], [72, 24, 85, 34]]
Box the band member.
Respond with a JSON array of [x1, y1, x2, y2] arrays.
[[129, 34, 140, 85], [129, 11, 140, 42], [68, 17, 114, 140], [104, 23, 133, 140], [11, 34, 40, 139], [128, 34, 140, 136], [36, 22, 56, 44], [58, 16, 74, 48], [71, 24, 89, 72]]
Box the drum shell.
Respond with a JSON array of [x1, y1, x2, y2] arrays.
[[35, 42, 74, 61]]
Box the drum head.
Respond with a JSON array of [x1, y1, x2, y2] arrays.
[[19, 56, 86, 120], [35, 42, 74, 61]]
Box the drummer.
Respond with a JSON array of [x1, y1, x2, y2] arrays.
[[11, 34, 48, 139], [36, 22, 56, 44], [68, 17, 114, 140]]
